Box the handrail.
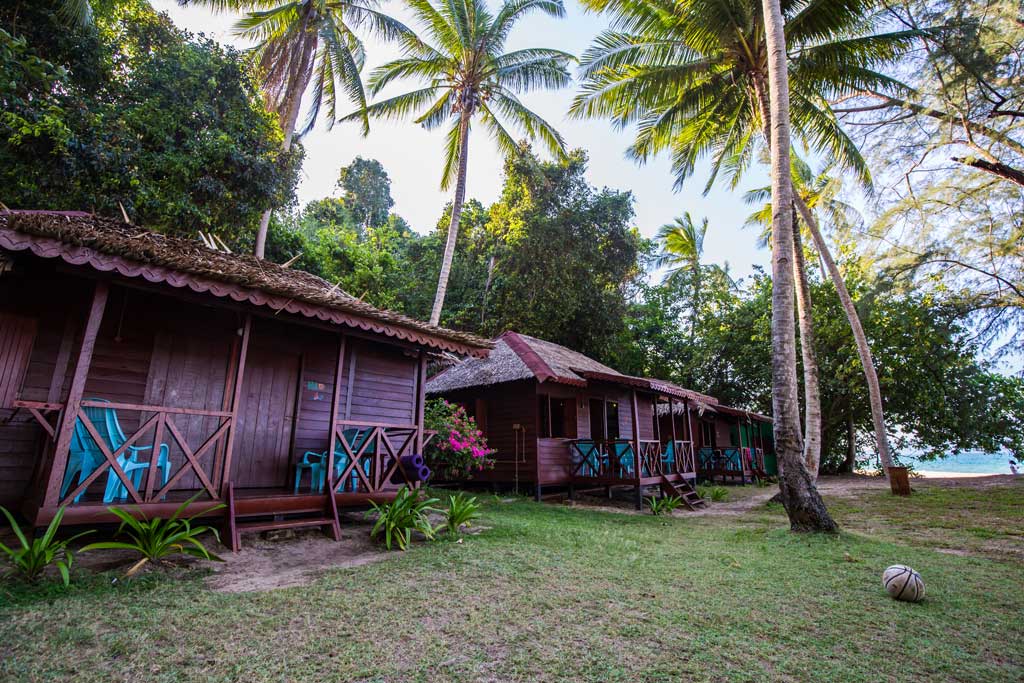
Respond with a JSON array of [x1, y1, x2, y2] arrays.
[[79, 400, 232, 418]]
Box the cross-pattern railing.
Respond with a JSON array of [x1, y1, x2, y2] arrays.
[[328, 420, 424, 494], [569, 439, 697, 482], [58, 400, 232, 506]]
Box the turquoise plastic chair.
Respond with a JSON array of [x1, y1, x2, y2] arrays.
[[297, 429, 374, 493], [572, 440, 601, 476], [662, 441, 676, 472], [697, 447, 715, 470], [61, 399, 171, 503], [614, 442, 636, 476]]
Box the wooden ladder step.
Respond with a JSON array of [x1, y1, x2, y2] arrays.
[[236, 517, 337, 534]]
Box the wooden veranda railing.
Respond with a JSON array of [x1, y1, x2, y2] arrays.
[[569, 439, 696, 482], [327, 419, 431, 494], [57, 400, 234, 506]]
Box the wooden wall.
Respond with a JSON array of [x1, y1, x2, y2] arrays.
[[434, 381, 537, 486], [0, 261, 427, 508]]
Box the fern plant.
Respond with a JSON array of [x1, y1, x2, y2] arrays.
[[83, 496, 224, 577], [0, 506, 91, 586], [647, 495, 683, 516], [366, 487, 440, 551], [443, 494, 481, 536]]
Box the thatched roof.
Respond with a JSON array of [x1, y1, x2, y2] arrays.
[[427, 331, 725, 410], [0, 210, 492, 356]]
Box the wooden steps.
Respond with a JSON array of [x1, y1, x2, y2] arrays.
[[224, 483, 341, 552], [659, 476, 706, 510]]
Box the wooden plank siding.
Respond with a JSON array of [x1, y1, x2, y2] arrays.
[[436, 381, 537, 485], [0, 261, 437, 511]]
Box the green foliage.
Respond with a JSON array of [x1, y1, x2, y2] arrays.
[[698, 485, 729, 502], [366, 487, 440, 551], [443, 493, 482, 535], [0, 0, 299, 239], [647, 495, 683, 516], [571, 0, 918, 191], [82, 497, 224, 577], [343, 0, 573, 190], [338, 157, 395, 230], [0, 506, 91, 586]]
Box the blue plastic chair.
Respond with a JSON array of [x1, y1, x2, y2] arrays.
[[697, 447, 715, 470], [614, 442, 636, 476], [662, 441, 676, 472], [572, 440, 602, 476], [297, 429, 374, 493], [61, 399, 171, 503]]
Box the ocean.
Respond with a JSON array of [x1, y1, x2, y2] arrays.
[[902, 451, 1015, 475]]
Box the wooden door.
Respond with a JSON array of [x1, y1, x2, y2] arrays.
[[233, 341, 300, 489]]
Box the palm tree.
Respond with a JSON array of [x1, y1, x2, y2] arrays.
[[654, 213, 733, 343], [571, 0, 917, 475], [58, 0, 92, 26], [186, 0, 413, 258], [759, 0, 836, 532], [342, 0, 573, 326], [745, 159, 856, 479]]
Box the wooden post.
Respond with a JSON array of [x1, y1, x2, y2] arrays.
[[212, 334, 240, 487], [669, 397, 678, 473], [43, 281, 109, 508], [414, 352, 426, 454], [219, 314, 252, 497], [630, 389, 642, 510], [326, 334, 346, 493]]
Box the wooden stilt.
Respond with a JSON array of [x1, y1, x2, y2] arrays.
[[219, 314, 252, 497]]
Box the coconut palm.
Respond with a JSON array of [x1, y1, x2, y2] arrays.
[[342, 0, 573, 326], [571, 0, 919, 475], [185, 0, 413, 258], [58, 0, 93, 26], [654, 213, 733, 343]]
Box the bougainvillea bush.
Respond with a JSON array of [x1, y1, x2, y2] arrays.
[[424, 399, 496, 479]]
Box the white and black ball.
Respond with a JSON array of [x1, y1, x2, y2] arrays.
[[882, 564, 925, 602]]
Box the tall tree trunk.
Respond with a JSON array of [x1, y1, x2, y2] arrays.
[[794, 197, 893, 474], [480, 253, 497, 326], [792, 214, 821, 479], [760, 0, 837, 532], [843, 410, 857, 473], [255, 29, 317, 259], [430, 112, 471, 326]]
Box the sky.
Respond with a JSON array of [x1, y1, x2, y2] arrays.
[[152, 0, 772, 279]]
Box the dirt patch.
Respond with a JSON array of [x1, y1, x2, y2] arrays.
[[206, 522, 389, 593]]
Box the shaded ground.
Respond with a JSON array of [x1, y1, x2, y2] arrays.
[[2, 476, 1022, 682]]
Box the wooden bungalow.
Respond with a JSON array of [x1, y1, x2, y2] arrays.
[[662, 401, 776, 484], [0, 211, 491, 548], [426, 331, 773, 509]]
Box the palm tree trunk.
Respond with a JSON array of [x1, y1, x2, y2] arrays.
[[794, 197, 893, 474], [481, 253, 497, 326], [792, 213, 821, 479], [430, 112, 471, 326], [760, 0, 837, 532], [255, 29, 317, 259], [844, 409, 857, 473]]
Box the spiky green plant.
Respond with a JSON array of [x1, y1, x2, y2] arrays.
[[342, 0, 573, 325], [0, 506, 91, 586], [647, 495, 683, 516], [82, 496, 224, 577], [366, 487, 440, 551], [443, 493, 482, 535]]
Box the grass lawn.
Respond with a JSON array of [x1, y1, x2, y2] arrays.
[[2, 477, 1022, 682]]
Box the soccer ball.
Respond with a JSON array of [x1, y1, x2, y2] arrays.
[[882, 564, 925, 602]]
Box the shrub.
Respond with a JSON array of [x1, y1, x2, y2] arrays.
[[367, 487, 440, 551], [698, 485, 729, 502], [83, 496, 224, 578], [444, 493, 482, 535], [647, 495, 683, 516], [0, 506, 91, 586], [424, 399, 496, 479]]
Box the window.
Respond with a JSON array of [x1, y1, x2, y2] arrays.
[[605, 401, 619, 440], [538, 394, 575, 438], [701, 421, 715, 448]]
